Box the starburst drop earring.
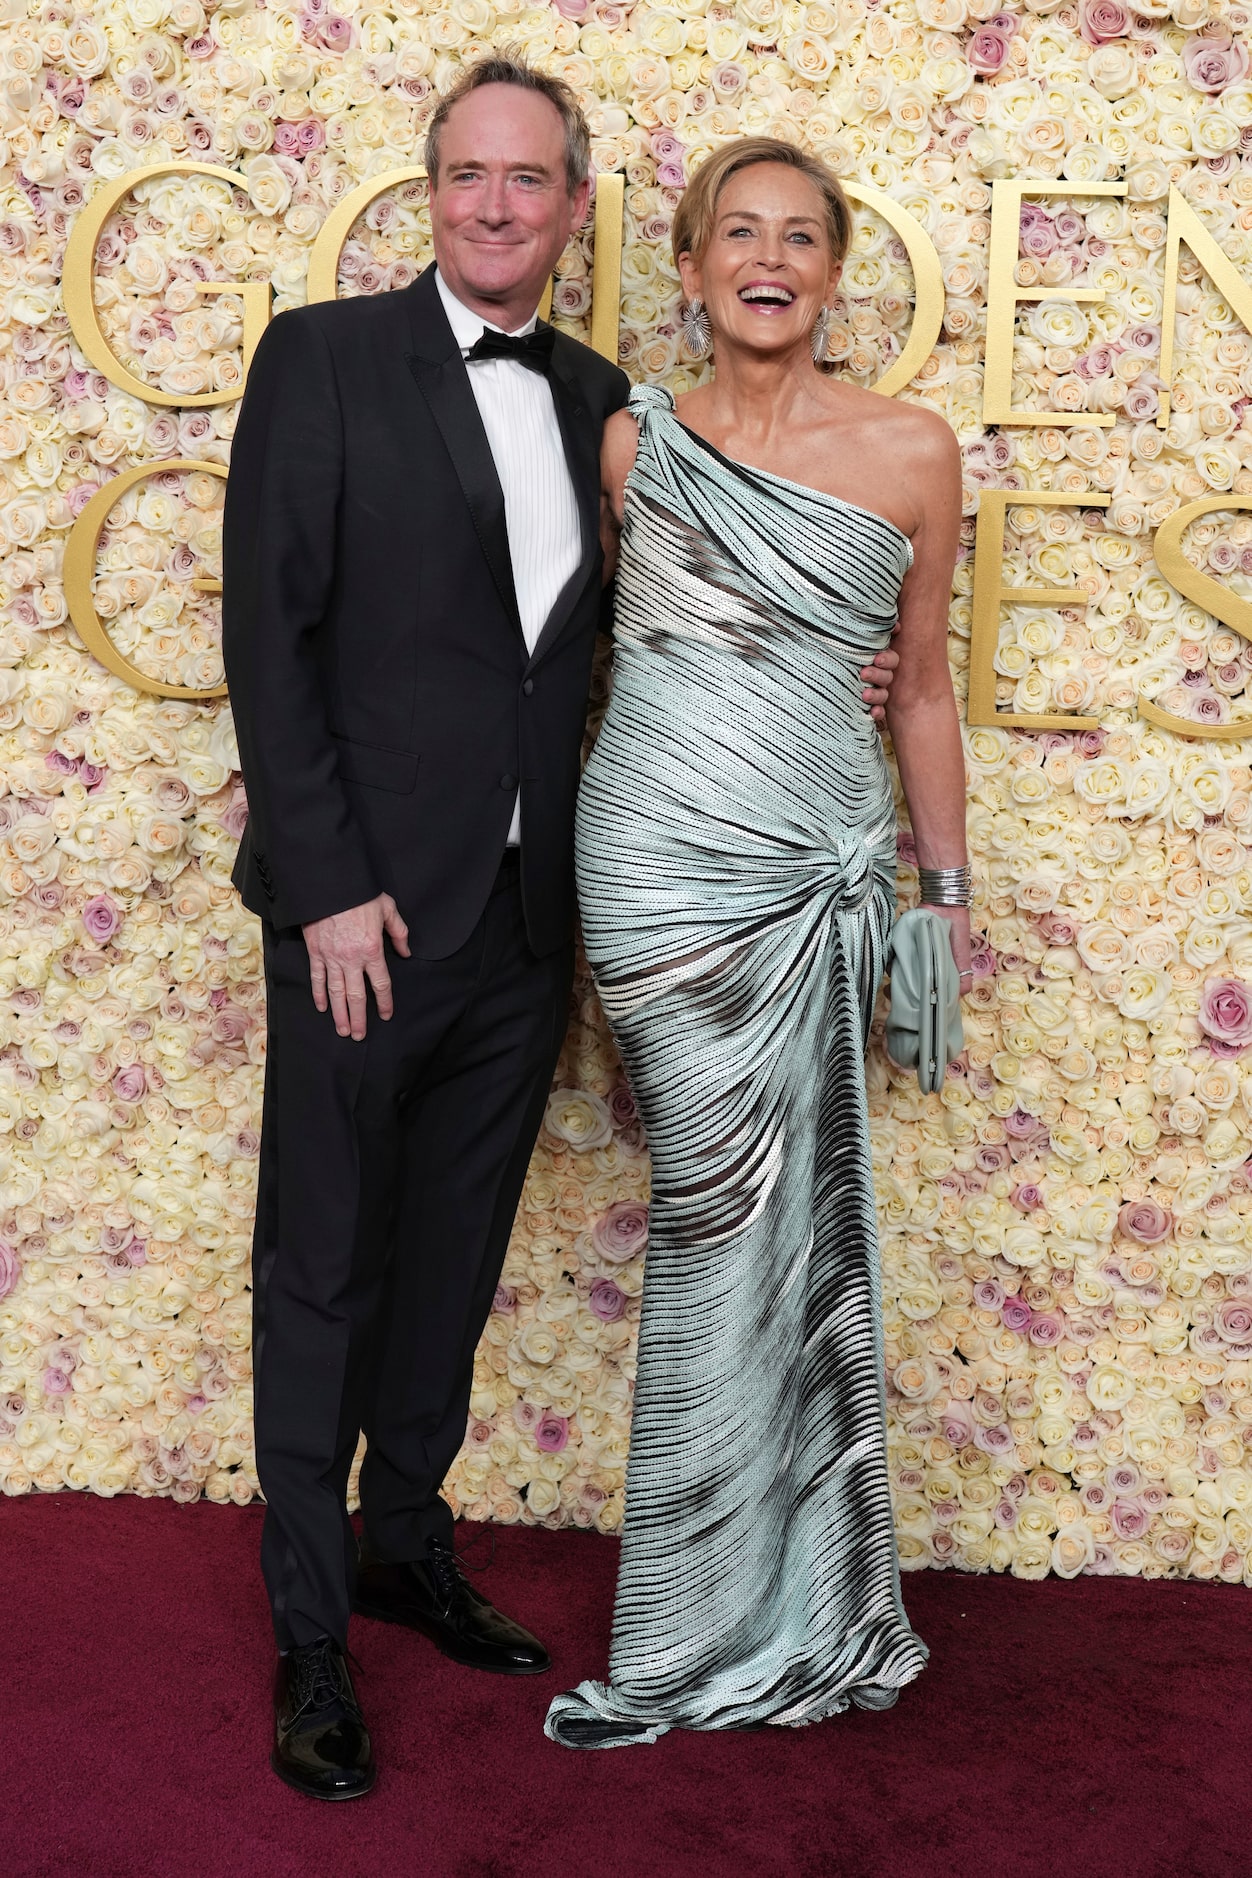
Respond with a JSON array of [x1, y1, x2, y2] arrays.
[[680, 296, 713, 360], [811, 305, 832, 365]]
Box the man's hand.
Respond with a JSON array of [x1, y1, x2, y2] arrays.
[[302, 893, 411, 1041], [861, 643, 901, 724]]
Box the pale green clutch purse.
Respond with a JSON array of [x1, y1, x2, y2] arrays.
[[886, 908, 964, 1094]]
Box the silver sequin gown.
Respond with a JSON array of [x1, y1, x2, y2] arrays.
[[545, 385, 928, 1748]]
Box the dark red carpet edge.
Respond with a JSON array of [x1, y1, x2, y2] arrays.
[[4, 1496, 1249, 1878]]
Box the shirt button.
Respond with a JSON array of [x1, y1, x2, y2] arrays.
[[522, 679, 534, 696], [500, 773, 517, 790]]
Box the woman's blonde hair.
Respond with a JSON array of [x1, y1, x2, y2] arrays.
[[671, 137, 853, 272]]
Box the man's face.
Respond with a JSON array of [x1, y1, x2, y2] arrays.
[[430, 85, 591, 321]]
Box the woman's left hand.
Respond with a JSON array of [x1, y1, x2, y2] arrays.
[[927, 905, 972, 989]]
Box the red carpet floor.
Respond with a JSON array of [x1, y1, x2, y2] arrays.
[[4, 1495, 1250, 1878]]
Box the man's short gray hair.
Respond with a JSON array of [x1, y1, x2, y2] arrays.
[[425, 54, 592, 197]]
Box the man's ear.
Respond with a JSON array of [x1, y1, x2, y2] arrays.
[[570, 175, 592, 231]]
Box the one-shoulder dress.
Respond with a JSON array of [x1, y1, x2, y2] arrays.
[[545, 385, 928, 1748]]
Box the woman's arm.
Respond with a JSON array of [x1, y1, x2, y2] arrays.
[[599, 408, 639, 585], [883, 412, 971, 978]]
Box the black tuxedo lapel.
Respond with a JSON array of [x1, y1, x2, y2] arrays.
[[402, 272, 522, 637], [528, 340, 601, 670]]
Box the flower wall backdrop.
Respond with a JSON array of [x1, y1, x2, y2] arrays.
[[1, 0, 1252, 1579]]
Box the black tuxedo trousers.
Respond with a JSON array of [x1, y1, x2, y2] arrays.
[[254, 856, 572, 1649]]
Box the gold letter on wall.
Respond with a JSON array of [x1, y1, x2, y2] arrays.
[[63, 461, 228, 701], [968, 489, 1109, 730], [842, 182, 945, 398], [983, 181, 1127, 428], [1158, 187, 1252, 429], [62, 162, 272, 406], [1139, 496, 1252, 739]]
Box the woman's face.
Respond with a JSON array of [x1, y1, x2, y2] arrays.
[[679, 161, 841, 360]]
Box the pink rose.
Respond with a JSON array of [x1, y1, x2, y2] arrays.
[[1080, 0, 1128, 43], [534, 1414, 568, 1454], [221, 785, 249, 841], [82, 894, 120, 943], [1017, 203, 1058, 261], [112, 1065, 147, 1104], [211, 1004, 250, 1045], [588, 1277, 626, 1322], [1199, 978, 1252, 1049], [969, 936, 996, 978], [591, 1202, 649, 1264], [966, 24, 1012, 72], [319, 13, 354, 50], [0, 1242, 17, 1300], [1028, 1311, 1063, 1346], [493, 1283, 516, 1314], [606, 1082, 637, 1129], [1037, 912, 1078, 947], [973, 1280, 1005, 1310], [1002, 1296, 1032, 1331], [1111, 1499, 1149, 1540], [1217, 1299, 1252, 1344], [1184, 31, 1249, 94], [1118, 1200, 1172, 1244]]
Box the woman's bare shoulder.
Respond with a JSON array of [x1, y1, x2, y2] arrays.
[[601, 404, 640, 505], [854, 386, 956, 462]]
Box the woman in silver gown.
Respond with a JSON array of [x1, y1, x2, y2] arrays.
[[546, 139, 969, 1748]]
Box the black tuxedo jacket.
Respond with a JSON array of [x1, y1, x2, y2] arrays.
[[222, 266, 629, 957]]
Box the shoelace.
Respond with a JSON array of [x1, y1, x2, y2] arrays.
[[289, 1638, 360, 1721], [425, 1540, 469, 1605]]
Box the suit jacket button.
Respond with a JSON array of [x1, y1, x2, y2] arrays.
[[500, 773, 517, 790], [522, 679, 534, 696]]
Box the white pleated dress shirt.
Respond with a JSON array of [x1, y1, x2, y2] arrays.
[[436, 272, 582, 846]]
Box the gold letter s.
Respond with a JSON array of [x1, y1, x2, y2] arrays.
[[1139, 496, 1252, 739]]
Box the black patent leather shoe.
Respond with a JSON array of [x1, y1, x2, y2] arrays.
[[353, 1538, 551, 1675], [271, 1637, 376, 1801]]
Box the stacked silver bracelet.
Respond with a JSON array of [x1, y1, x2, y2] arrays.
[[918, 864, 974, 909]]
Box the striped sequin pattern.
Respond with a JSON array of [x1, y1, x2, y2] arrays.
[[546, 385, 928, 1748]]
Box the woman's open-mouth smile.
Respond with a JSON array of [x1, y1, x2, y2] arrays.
[[737, 280, 797, 311]]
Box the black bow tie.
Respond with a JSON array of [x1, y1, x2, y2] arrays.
[[464, 325, 556, 374]]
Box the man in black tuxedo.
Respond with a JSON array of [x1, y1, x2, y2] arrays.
[[224, 57, 899, 1800]]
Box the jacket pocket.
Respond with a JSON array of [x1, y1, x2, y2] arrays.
[[331, 732, 420, 794]]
